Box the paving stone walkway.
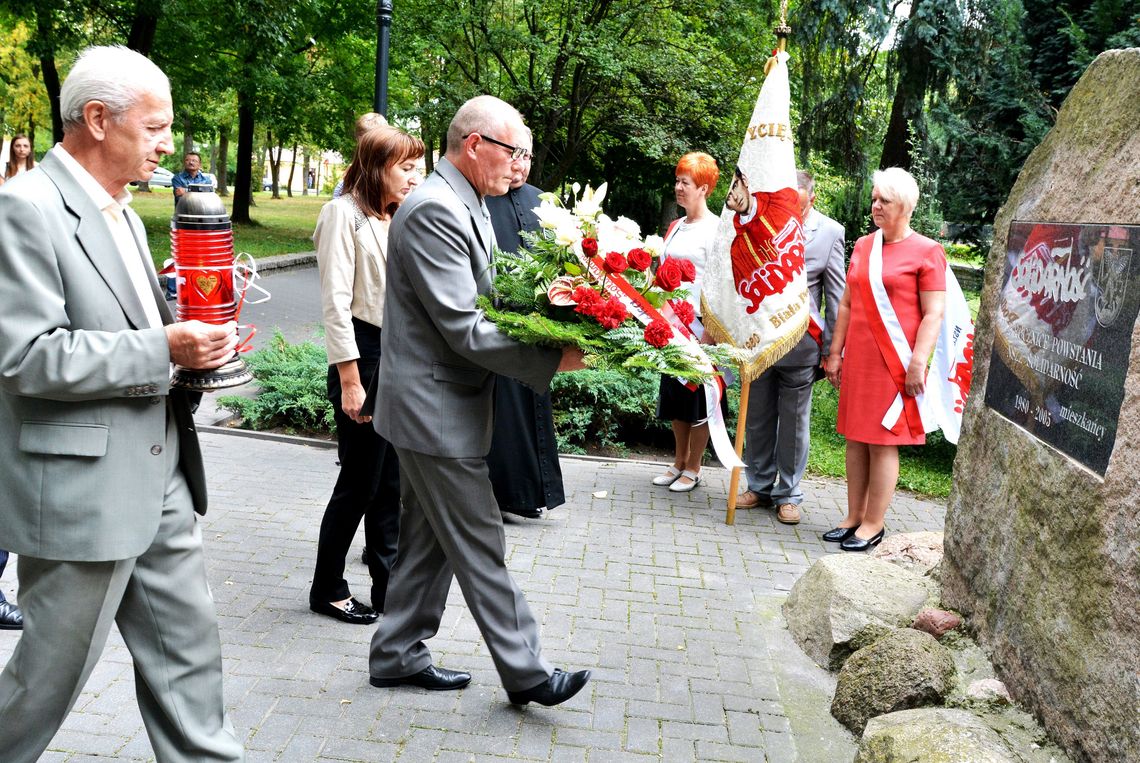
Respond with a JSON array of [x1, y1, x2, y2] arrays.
[[0, 430, 946, 762]]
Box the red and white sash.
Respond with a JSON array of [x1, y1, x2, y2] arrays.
[[584, 253, 744, 468], [861, 231, 973, 444]]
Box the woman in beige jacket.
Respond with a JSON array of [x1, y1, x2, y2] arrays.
[[309, 126, 424, 624]]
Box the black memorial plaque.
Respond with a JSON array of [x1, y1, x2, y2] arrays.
[[984, 221, 1140, 475]]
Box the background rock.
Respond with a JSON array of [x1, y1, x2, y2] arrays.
[[783, 554, 935, 670], [967, 678, 1013, 705], [942, 48, 1140, 763], [870, 531, 944, 575], [911, 607, 961, 639], [856, 708, 1017, 762], [831, 628, 956, 734]]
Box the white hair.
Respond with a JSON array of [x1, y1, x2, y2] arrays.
[[872, 167, 920, 216], [445, 95, 523, 155], [60, 46, 170, 132]]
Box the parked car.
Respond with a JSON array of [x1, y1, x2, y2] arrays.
[[147, 166, 175, 187], [130, 166, 174, 188]]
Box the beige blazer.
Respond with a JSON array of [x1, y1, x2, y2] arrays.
[[314, 194, 389, 364]]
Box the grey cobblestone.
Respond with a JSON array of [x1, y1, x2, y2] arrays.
[[0, 424, 945, 761]]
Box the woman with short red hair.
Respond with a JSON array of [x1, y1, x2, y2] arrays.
[[652, 151, 726, 493]]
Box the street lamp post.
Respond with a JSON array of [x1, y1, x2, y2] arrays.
[[374, 0, 393, 117]]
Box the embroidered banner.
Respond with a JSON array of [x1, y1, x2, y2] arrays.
[[701, 50, 808, 383]]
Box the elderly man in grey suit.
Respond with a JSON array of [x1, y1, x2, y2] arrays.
[[737, 170, 846, 524], [0, 47, 244, 762], [369, 95, 591, 707]]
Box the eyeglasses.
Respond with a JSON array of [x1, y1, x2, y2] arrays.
[[466, 133, 532, 162]]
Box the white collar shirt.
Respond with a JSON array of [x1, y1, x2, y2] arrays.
[[53, 144, 164, 330]]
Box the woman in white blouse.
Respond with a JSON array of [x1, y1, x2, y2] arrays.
[[652, 152, 725, 493], [309, 125, 424, 624]]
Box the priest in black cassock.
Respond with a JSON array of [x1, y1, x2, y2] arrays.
[[485, 139, 566, 520]]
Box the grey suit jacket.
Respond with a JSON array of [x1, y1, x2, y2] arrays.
[[0, 149, 206, 562], [776, 208, 846, 367], [375, 158, 561, 458]]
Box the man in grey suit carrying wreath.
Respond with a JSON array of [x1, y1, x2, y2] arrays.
[[0, 47, 243, 761], [737, 170, 846, 524], [368, 95, 591, 707]]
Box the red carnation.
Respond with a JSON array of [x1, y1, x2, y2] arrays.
[[644, 318, 673, 348], [581, 237, 599, 258], [678, 258, 697, 283], [654, 257, 683, 291], [595, 297, 629, 329], [627, 247, 652, 271], [603, 251, 629, 274], [671, 299, 695, 327], [572, 286, 604, 317]]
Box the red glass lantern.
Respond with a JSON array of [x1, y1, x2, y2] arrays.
[[169, 191, 267, 390]]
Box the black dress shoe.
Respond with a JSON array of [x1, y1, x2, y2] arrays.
[[0, 600, 22, 630], [822, 526, 858, 543], [370, 664, 472, 691], [507, 668, 591, 706], [840, 528, 885, 552], [309, 597, 379, 624], [502, 506, 543, 519]]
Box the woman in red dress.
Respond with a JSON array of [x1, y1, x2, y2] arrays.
[[823, 168, 947, 551]]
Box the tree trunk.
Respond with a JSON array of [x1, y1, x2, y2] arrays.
[[302, 149, 310, 196], [286, 142, 297, 197], [39, 54, 63, 145], [232, 96, 255, 223], [879, 0, 932, 170], [126, 1, 162, 55], [183, 120, 195, 155], [268, 130, 283, 200], [216, 124, 230, 196]]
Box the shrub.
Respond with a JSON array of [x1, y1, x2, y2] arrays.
[[550, 368, 670, 453], [216, 331, 334, 433]]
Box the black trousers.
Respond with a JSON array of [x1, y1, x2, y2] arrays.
[[0, 549, 8, 603], [309, 321, 400, 611]]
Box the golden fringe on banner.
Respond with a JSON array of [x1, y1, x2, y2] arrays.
[[701, 297, 809, 385]]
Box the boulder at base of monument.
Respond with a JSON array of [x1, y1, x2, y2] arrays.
[[870, 531, 944, 575], [784, 554, 935, 670], [831, 628, 956, 734], [855, 708, 1017, 763]]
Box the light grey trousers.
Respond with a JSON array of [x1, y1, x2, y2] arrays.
[[0, 419, 243, 763], [370, 448, 552, 692], [744, 364, 818, 506]]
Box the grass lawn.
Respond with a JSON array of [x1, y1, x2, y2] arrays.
[[131, 189, 325, 268]]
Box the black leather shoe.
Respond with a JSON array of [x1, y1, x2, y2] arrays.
[[0, 600, 22, 630], [370, 664, 472, 691], [840, 528, 885, 552], [502, 506, 543, 519], [822, 526, 858, 543], [309, 597, 378, 624], [507, 668, 591, 706]]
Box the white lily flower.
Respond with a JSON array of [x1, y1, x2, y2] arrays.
[[613, 215, 641, 239], [554, 220, 581, 248], [534, 202, 575, 231], [643, 234, 665, 256]]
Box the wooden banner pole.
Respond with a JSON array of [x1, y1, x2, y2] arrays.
[[725, 372, 751, 525]]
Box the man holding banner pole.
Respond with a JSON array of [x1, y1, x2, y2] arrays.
[[735, 171, 845, 523]]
